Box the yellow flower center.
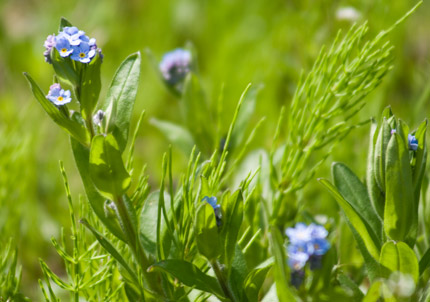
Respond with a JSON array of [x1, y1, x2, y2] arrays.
[[79, 52, 86, 58], [61, 48, 67, 53], [57, 96, 64, 102]]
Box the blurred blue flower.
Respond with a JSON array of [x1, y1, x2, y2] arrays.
[[287, 250, 309, 271], [46, 83, 72, 106], [286, 222, 330, 276], [202, 196, 220, 210], [55, 36, 73, 58], [286, 222, 312, 245], [202, 196, 221, 226], [408, 134, 418, 151], [159, 48, 192, 85], [70, 42, 96, 63]]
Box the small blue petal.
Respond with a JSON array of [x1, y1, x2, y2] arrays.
[[408, 134, 418, 151]]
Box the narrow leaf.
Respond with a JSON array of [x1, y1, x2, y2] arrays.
[[149, 260, 224, 298]]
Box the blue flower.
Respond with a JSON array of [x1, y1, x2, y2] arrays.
[[202, 196, 220, 210], [46, 83, 72, 106], [55, 36, 73, 58], [408, 134, 418, 151], [62, 26, 87, 45], [286, 223, 312, 245], [309, 238, 330, 256], [288, 250, 309, 271], [308, 223, 328, 239], [70, 42, 96, 63], [285, 222, 330, 275], [43, 34, 56, 63], [202, 196, 221, 226], [159, 48, 192, 85]]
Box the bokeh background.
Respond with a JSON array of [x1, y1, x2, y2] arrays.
[[0, 0, 429, 298]]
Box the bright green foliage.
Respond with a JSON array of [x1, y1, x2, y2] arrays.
[[89, 134, 131, 201], [11, 2, 430, 301]]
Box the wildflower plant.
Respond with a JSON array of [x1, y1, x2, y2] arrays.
[[20, 3, 428, 301]]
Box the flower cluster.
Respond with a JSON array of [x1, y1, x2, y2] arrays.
[[202, 196, 222, 226], [46, 83, 72, 106], [286, 223, 330, 287], [43, 26, 100, 64], [159, 48, 192, 86]]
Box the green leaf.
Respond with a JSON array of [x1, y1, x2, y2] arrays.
[[89, 134, 131, 200], [138, 191, 159, 256], [412, 119, 427, 200], [181, 73, 214, 155], [80, 52, 102, 121], [148, 260, 224, 298], [220, 190, 244, 267], [59, 17, 72, 31], [243, 258, 273, 302], [50, 48, 79, 86], [384, 129, 415, 241], [228, 245, 248, 302], [70, 137, 126, 241], [318, 178, 380, 280], [230, 84, 261, 151], [367, 119, 385, 218], [374, 117, 392, 192], [24, 73, 90, 146], [268, 227, 296, 301], [150, 118, 195, 155], [362, 280, 382, 302], [80, 218, 139, 284], [332, 162, 382, 245], [195, 202, 221, 260], [419, 246, 430, 276], [102, 52, 141, 152], [336, 273, 364, 301], [379, 241, 419, 284]]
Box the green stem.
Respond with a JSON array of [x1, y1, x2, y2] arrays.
[[210, 260, 235, 302], [115, 195, 162, 298]]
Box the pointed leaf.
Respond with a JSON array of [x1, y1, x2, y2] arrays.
[[150, 118, 195, 155], [149, 260, 224, 298], [220, 190, 244, 267], [384, 131, 415, 241], [319, 178, 380, 281], [102, 52, 141, 151], [333, 162, 382, 245], [243, 258, 273, 302]]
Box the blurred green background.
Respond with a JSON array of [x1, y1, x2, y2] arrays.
[[0, 0, 429, 298]]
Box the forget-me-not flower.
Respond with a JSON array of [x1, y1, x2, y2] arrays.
[[202, 196, 222, 226], [46, 83, 72, 106], [285, 222, 330, 287], [159, 48, 192, 86], [71, 42, 96, 63], [44, 26, 99, 64], [43, 34, 56, 63], [408, 134, 418, 151], [55, 36, 74, 58]]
